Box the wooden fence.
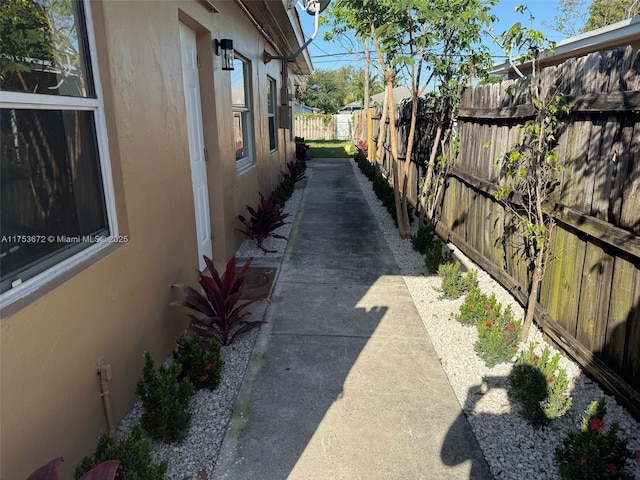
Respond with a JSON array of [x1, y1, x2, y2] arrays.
[[364, 46, 640, 417], [294, 114, 337, 140]]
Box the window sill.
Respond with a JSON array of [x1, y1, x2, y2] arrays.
[[0, 241, 122, 318], [236, 157, 254, 174]]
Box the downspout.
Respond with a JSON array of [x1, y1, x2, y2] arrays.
[[96, 358, 116, 436]]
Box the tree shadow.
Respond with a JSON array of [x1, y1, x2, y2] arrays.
[[214, 158, 491, 479], [443, 368, 553, 479]]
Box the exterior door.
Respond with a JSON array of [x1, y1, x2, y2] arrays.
[[179, 23, 212, 271]]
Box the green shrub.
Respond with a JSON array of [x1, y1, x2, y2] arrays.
[[173, 332, 223, 391], [455, 287, 501, 326], [411, 224, 435, 254], [424, 237, 451, 273], [508, 343, 572, 427], [434, 261, 478, 300], [555, 398, 633, 479], [74, 423, 168, 480], [136, 352, 194, 443], [473, 305, 521, 367], [272, 174, 294, 207], [355, 159, 413, 227]]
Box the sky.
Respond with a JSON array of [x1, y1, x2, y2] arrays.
[[298, 0, 590, 72]]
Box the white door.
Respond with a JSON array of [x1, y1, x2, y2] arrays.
[[180, 23, 212, 271]]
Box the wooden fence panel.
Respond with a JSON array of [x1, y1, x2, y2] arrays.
[[294, 114, 336, 140], [440, 46, 640, 416]]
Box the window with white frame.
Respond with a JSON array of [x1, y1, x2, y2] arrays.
[[267, 76, 277, 152], [0, 0, 115, 297], [231, 56, 253, 170]]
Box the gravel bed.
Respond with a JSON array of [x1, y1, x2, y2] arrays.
[[350, 158, 640, 480], [117, 160, 640, 480], [116, 185, 305, 480]]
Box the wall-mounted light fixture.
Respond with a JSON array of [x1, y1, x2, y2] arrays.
[[214, 39, 234, 71]]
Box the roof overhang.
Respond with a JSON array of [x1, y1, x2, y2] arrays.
[[493, 16, 640, 77], [237, 0, 313, 75]]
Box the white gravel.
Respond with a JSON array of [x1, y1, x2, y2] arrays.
[[117, 160, 640, 480], [116, 186, 305, 480], [351, 158, 640, 480]]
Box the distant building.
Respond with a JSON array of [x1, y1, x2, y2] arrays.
[[295, 103, 323, 114]]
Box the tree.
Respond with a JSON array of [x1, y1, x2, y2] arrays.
[[495, 11, 569, 341], [344, 68, 384, 105], [326, 0, 497, 238], [543, 0, 588, 37], [296, 66, 363, 113], [582, 0, 638, 32]]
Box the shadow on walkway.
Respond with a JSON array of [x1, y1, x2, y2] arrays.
[[214, 158, 492, 480]]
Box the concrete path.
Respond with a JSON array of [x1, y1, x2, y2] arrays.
[[214, 158, 493, 480]]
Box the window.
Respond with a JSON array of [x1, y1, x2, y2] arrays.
[[267, 77, 277, 152], [0, 0, 115, 299], [231, 56, 253, 170]]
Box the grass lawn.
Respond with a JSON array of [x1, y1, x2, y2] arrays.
[[306, 140, 354, 159]]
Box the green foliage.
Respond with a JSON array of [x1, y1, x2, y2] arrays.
[[424, 237, 451, 273], [555, 398, 633, 479], [496, 16, 570, 339], [508, 343, 572, 427], [583, 0, 636, 33], [296, 66, 378, 114], [74, 423, 168, 480], [354, 153, 413, 227], [411, 224, 435, 254], [135, 352, 193, 443], [543, 0, 588, 37], [172, 332, 223, 391], [412, 223, 451, 273], [272, 174, 295, 208], [435, 261, 478, 300], [455, 286, 501, 326], [473, 306, 521, 368]]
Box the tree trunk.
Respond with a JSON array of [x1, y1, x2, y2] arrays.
[[386, 80, 411, 238], [521, 246, 545, 341], [375, 85, 389, 167], [419, 121, 444, 225]]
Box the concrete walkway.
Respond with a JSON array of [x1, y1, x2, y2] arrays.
[[214, 158, 493, 480]]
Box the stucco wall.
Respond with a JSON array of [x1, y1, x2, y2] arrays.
[[0, 1, 298, 477]]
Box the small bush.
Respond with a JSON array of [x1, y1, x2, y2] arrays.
[[354, 156, 413, 227], [473, 305, 521, 367], [272, 174, 294, 207], [435, 261, 478, 300], [173, 332, 223, 391], [555, 398, 633, 479], [411, 224, 435, 254], [424, 237, 451, 273], [136, 352, 193, 443], [456, 287, 501, 326], [508, 343, 572, 427], [74, 423, 168, 480]]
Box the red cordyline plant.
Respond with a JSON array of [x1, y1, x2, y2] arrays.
[[286, 159, 306, 183], [174, 255, 266, 346], [237, 192, 290, 252]]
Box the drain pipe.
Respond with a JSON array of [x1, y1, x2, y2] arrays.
[[96, 358, 116, 436]]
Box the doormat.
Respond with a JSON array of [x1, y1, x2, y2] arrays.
[[239, 267, 277, 300]]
